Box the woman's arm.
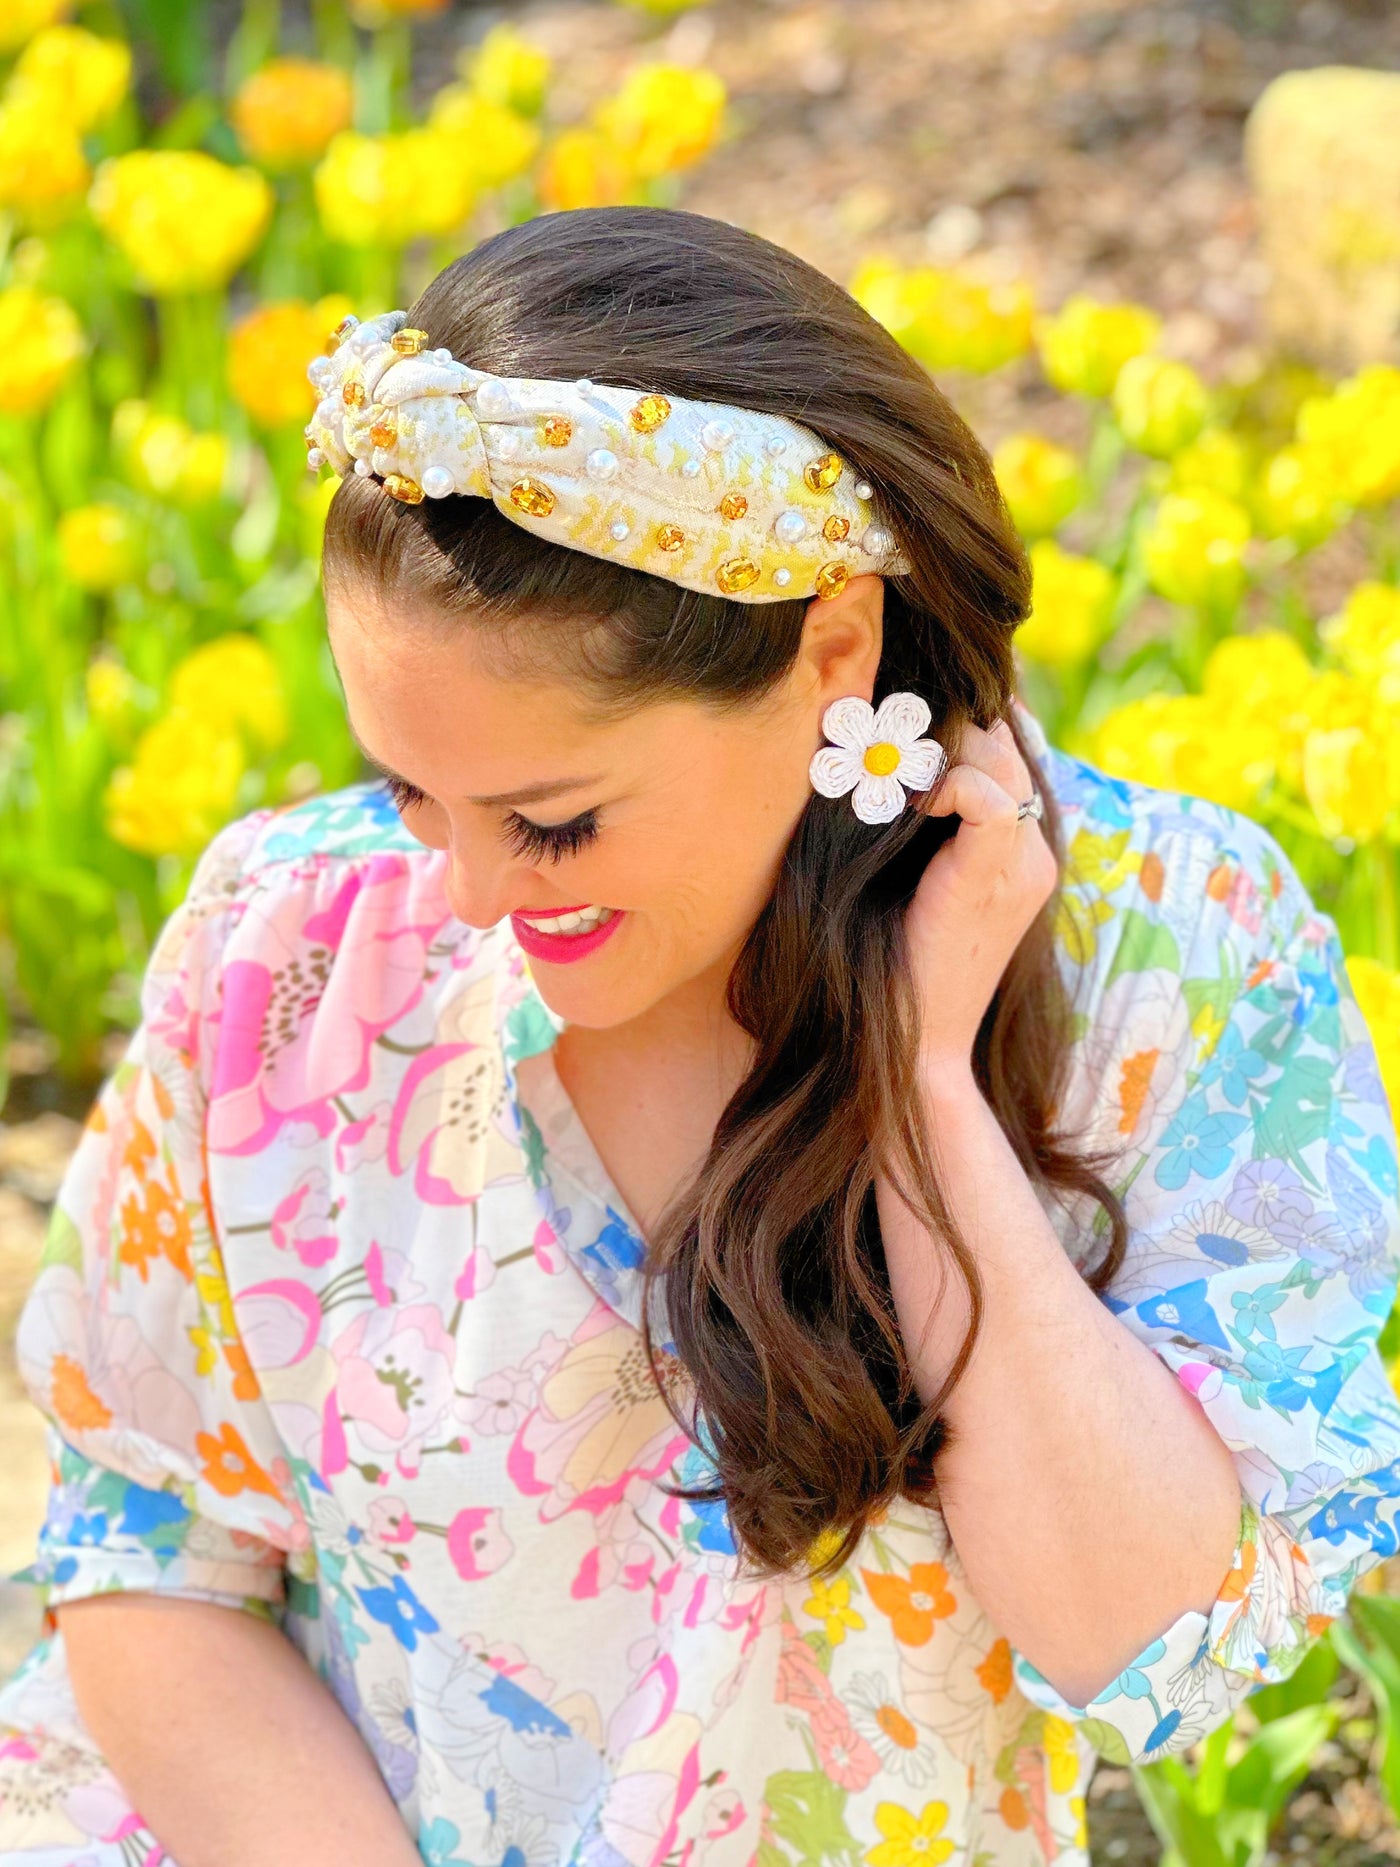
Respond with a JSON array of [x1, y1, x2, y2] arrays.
[[56, 1594, 423, 1867]]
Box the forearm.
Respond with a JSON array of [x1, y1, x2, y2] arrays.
[[874, 1065, 1244, 1710], [55, 1594, 422, 1867]]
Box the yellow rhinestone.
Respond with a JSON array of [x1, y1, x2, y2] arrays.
[[326, 315, 357, 353], [391, 328, 429, 356], [343, 380, 366, 408], [630, 392, 671, 433], [804, 451, 843, 493], [822, 514, 851, 542], [542, 415, 572, 447], [656, 523, 686, 552], [509, 476, 556, 517], [384, 474, 424, 504], [863, 742, 901, 777], [716, 557, 761, 594], [718, 492, 748, 521], [368, 418, 396, 449], [815, 561, 849, 600]]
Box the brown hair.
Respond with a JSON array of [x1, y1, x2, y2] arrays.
[[322, 204, 1131, 1583]]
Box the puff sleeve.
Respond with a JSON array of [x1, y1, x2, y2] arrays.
[[6, 804, 303, 1630], [1010, 822, 1400, 1765]]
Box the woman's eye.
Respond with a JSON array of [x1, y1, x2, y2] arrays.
[[383, 775, 429, 814], [501, 808, 600, 864]]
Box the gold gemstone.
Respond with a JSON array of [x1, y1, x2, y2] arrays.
[[542, 415, 572, 447], [863, 742, 901, 777], [804, 451, 843, 493], [391, 328, 429, 356], [630, 392, 671, 433], [509, 476, 556, 517], [326, 315, 357, 352], [656, 523, 685, 552], [368, 418, 396, 448], [716, 557, 761, 594], [718, 492, 748, 521], [384, 474, 424, 504], [822, 514, 851, 542], [343, 380, 366, 408], [815, 560, 850, 600]]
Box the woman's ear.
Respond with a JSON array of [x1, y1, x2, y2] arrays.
[[797, 573, 885, 711]]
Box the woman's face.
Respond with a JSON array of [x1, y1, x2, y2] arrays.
[[325, 575, 885, 1031]]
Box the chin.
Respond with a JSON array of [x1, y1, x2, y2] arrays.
[[526, 969, 657, 1030]]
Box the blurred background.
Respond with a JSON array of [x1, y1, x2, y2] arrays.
[[1, 0, 1399, 1858]]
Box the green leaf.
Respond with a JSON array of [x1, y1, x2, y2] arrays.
[[762, 1770, 858, 1867], [1246, 1632, 1339, 1723], [1105, 906, 1182, 989]]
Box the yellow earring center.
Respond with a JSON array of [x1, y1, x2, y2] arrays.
[[863, 741, 901, 777]]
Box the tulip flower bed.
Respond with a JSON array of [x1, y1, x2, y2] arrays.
[[2, 3, 1400, 1863]]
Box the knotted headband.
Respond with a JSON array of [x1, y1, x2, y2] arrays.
[[304, 310, 913, 605]]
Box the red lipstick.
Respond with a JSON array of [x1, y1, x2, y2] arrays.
[[510, 908, 625, 966]]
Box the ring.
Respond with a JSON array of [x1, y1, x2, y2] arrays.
[[1016, 791, 1043, 822]]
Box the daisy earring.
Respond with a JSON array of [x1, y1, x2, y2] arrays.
[[808, 692, 948, 826]]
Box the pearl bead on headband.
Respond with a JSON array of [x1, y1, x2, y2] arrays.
[[304, 309, 913, 605]]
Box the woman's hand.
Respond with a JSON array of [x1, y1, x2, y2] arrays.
[[904, 717, 1059, 1078]]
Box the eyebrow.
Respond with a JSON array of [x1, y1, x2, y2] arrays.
[[346, 722, 606, 809]]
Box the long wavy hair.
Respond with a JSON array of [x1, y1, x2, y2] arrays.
[[321, 205, 1132, 1584]]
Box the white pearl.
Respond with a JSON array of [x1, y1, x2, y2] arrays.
[[307, 357, 335, 391], [306, 447, 326, 471], [353, 458, 372, 476], [681, 458, 701, 477], [575, 377, 594, 392], [700, 419, 735, 451], [863, 525, 893, 555], [316, 397, 339, 427], [775, 509, 808, 543], [421, 466, 455, 498], [432, 348, 454, 364], [765, 432, 787, 455], [474, 378, 514, 420], [854, 480, 874, 500], [610, 518, 630, 541], [586, 447, 620, 480], [494, 430, 521, 461], [773, 567, 792, 586]]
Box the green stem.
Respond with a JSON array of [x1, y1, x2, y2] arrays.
[[225, 0, 284, 90]]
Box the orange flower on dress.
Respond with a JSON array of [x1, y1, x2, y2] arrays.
[[50, 1352, 113, 1434], [196, 1420, 284, 1500], [860, 1561, 957, 1646], [118, 1172, 193, 1282], [975, 1633, 1014, 1704]]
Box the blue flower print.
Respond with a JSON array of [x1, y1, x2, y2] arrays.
[[1305, 1470, 1400, 1557], [1199, 1024, 1269, 1108], [1023, 1636, 1166, 1708], [420, 1818, 473, 1867], [1230, 1284, 1288, 1344], [1135, 1280, 1231, 1352], [1225, 1158, 1313, 1234], [68, 1512, 110, 1547], [355, 1574, 440, 1652], [118, 1482, 190, 1540], [1156, 1092, 1251, 1191], [1239, 1338, 1344, 1414], [1294, 945, 1341, 1032]]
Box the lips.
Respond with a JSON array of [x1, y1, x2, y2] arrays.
[[510, 906, 625, 966]]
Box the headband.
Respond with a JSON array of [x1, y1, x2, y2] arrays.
[[304, 310, 913, 605]]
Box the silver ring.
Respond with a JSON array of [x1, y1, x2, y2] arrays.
[[1016, 791, 1043, 822]]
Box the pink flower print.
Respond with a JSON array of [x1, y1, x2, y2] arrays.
[[446, 1504, 514, 1579], [776, 1613, 834, 1716], [459, 1365, 536, 1436], [364, 1239, 429, 1308], [389, 973, 526, 1205], [456, 1629, 558, 1705], [334, 1099, 394, 1175], [570, 1469, 666, 1599], [809, 1700, 881, 1793], [329, 1302, 467, 1476], [209, 857, 442, 1157], [453, 1237, 497, 1302], [1222, 865, 1263, 936], [270, 1168, 340, 1268], [368, 1494, 418, 1546]]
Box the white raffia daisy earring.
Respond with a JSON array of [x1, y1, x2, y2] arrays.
[[808, 692, 948, 826]]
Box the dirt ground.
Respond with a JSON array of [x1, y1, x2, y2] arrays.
[[6, 0, 1400, 1859]]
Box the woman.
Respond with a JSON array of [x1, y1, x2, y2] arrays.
[[2, 205, 1399, 1867]]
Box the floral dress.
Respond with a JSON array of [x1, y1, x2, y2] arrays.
[[2, 699, 1400, 1867]]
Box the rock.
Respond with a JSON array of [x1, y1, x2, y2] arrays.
[[1245, 66, 1400, 370]]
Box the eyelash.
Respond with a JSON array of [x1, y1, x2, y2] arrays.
[[379, 776, 600, 865]]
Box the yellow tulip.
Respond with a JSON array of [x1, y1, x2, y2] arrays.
[[0, 0, 72, 54], [992, 433, 1084, 538], [1111, 354, 1211, 458], [11, 25, 131, 130], [113, 400, 229, 505], [231, 58, 353, 171], [427, 88, 541, 190], [0, 285, 84, 414], [314, 128, 476, 246], [228, 296, 354, 429], [0, 94, 89, 224], [592, 63, 726, 179], [85, 653, 140, 738], [58, 503, 139, 589], [1017, 541, 1115, 669], [104, 710, 246, 858], [1092, 691, 1275, 813], [1141, 490, 1251, 611], [1320, 581, 1400, 697], [849, 258, 1034, 375], [90, 150, 272, 293], [1346, 957, 1400, 1120], [537, 128, 640, 213], [1203, 629, 1315, 718], [1295, 364, 1400, 507], [1252, 442, 1345, 550], [169, 634, 288, 751], [1092, 693, 1201, 791], [1169, 427, 1251, 501], [1303, 725, 1398, 844], [459, 23, 551, 117], [1036, 294, 1161, 399]]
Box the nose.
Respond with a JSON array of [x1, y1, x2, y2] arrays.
[[441, 834, 536, 930]]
